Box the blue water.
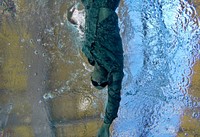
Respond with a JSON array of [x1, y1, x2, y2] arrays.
[[112, 0, 200, 136]]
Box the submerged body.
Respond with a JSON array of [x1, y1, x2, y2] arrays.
[[81, 0, 124, 136]]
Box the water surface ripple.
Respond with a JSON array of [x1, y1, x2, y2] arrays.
[[113, 0, 200, 136]]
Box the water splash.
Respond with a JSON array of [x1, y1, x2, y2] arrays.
[[113, 0, 200, 136]]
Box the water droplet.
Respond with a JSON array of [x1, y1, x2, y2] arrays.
[[193, 101, 198, 107], [42, 43, 47, 47], [34, 50, 38, 55], [192, 112, 199, 118], [37, 39, 41, 42], [42, 81, 46, 85], [30, 39, 33, 43], [43, 93, 54, 100], [34, 72, 38, 76]]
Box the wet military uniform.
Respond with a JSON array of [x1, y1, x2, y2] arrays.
[[81, 0, 124, 124]]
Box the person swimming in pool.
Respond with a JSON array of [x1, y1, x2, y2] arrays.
[[81, 0, 124, 136]]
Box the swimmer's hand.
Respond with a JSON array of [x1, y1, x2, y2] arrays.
[[97, 123, 110, 137]]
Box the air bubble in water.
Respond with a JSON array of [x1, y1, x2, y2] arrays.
[[192, 112, 199, 118], [34, 50, 38, 55], [43, 93, 55, 100], [37, 39, 41, 42], [20, 38, 25, 43]]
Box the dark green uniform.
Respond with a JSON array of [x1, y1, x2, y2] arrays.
[[81, 0, 124, 124]]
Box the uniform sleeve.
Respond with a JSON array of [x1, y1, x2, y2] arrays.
[[81, 1, 99, 66], [104, 70, 124, 124]]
